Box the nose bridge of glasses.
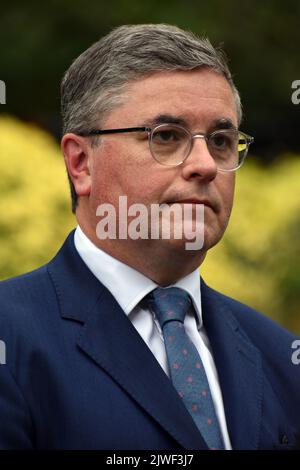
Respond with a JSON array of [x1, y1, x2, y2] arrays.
[[189, 133, 211, 154], [190, 133, 210, 151], [191, 133, 206, 141], [186, 132, 218, 169]]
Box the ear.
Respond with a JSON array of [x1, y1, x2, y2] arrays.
[[61, 133, 92, 197]]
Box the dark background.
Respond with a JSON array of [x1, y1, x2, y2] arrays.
[[0, 0, 299, 159]]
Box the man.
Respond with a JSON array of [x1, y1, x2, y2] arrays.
[[0, 24, 299, 450]]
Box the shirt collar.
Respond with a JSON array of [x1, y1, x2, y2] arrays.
[[74, 226, 202, 328]]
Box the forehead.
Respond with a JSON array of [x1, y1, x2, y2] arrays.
[[105, 68, 238, 129]]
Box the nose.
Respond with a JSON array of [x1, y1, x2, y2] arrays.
[[181, 135, 218, 182]]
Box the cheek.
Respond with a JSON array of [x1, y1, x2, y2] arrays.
[[126, 174, 170, 208], [89, 142, 166, 206], [89, 143, 127, 203], [218, 174, 235, 219]]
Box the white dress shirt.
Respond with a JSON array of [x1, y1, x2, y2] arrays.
[[74, 226, 232, 449]]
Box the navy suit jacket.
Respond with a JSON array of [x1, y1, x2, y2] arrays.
[[0, 232, 299, 450]]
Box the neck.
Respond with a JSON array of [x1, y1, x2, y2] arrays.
[[77, 218, 205, 286]]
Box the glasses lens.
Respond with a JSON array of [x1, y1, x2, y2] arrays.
[[150, 124, 190, 165], [208, 130, 249, 170]]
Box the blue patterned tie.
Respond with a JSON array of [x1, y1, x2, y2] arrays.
[[146, 287, 224, 450]]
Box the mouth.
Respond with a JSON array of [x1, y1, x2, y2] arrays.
[[165, 199, 216, 211]]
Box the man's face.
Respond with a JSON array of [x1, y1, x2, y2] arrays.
[[87, 68, 237, 255]]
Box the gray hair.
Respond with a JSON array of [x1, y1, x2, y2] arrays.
[[61, 24, 242, 211]]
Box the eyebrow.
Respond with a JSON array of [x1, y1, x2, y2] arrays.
[[141, 114, 188, 128], [142, 114, 237, 131], [210, 118, 237, 131]]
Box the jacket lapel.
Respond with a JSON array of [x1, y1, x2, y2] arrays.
[[48, 233, 208, 450], [77, 287, 209, 450], [201, 281, 263, 450]]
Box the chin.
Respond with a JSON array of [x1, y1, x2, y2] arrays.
[[152, 220, 224, 255], [201, 226, 224, 251], [157, 237, 204, 257]]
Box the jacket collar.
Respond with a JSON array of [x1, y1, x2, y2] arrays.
[[48, 231, 103, 324]]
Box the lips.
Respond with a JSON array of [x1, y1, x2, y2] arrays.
[[166, 199, 216, 211]]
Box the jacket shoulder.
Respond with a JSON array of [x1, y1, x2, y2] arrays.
[[202, 281, 299, 390], [203, 282, 297, 340], [0, 263, 61, 349], [0, 265, 54, 309]]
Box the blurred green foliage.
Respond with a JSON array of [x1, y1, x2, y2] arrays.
[[0, 115, 75, 277], [202, 156, 300, 334], [0, 116, 299, 333]]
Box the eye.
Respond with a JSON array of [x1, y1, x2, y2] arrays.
[[209, 131, 237, 151], [152, 126, 186, 144], [211, 133, 229, 149]]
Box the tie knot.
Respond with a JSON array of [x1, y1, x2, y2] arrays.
[[146, 287, 192, 328]]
